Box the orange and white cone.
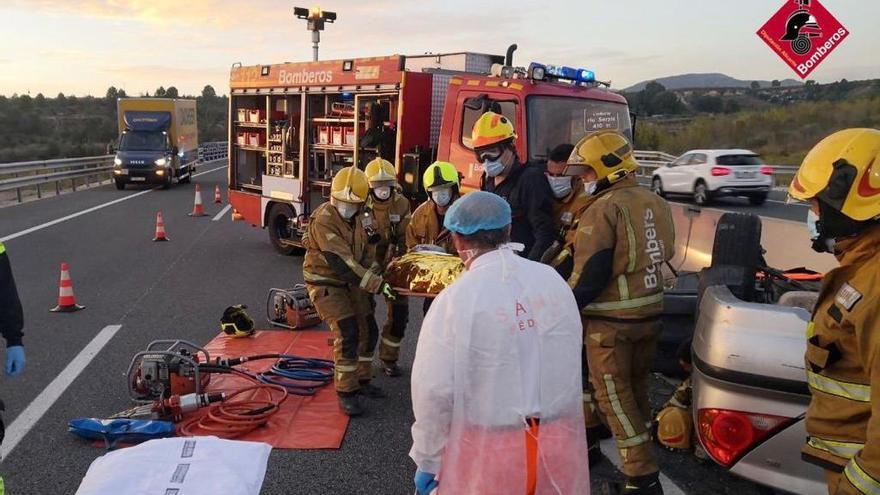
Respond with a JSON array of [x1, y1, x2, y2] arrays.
[[153, 211, 170, 241], [213, 184, 222, 204], [189, 184, 207, 217], [50, 262, 85, 313]]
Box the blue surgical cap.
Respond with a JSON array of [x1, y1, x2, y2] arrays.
[[443, 191, 512, 235]]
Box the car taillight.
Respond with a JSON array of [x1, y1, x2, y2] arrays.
[[696, 408, 793, 468], [760, 166, 774, 175], [711, 167, 730, 176]]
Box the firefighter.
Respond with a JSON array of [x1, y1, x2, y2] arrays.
[[787, 128, 880, 495], [541, 143, 612, 465], [473, 111, 556, 261], [567, 130, 675, 495], [362, 158, 412, 378], [1, 241, 26, 494], [405, 161, 460, 255], [302, 166, 398, 416]]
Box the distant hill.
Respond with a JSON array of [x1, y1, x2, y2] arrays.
[[623, 73, 802, 92]]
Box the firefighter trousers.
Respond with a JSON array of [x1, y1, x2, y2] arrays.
[[826, 468, 871, 495], [580, 317, 602, 430], [378, 296, 409, 363], [307, 285, 378, 394], [586, 317, 660, 477]]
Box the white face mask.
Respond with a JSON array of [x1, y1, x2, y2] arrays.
[[431, 189, 453, 207], [547, 176, 573, 198], [335, 201, 359, 220], [583, 180, 598, 196], [373, 186, 392, 201], [807, 209, 835, 253]]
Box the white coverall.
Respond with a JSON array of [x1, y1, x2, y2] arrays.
[[410, 247, 590, 494]]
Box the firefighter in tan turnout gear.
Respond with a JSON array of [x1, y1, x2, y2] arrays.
[[406, 161, 461, 256], [303, 166, 398, 417], [362, 158, 412, 378], [541, 143, 611, 465], [787, 128, 880, 495], [567, 130, 675, 495]]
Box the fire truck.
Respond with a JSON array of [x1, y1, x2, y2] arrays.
[[227, 48, 632, 254]]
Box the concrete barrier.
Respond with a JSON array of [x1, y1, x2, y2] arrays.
[[668, 203, 837, 274]]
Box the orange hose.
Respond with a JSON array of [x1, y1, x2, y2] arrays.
[[178, 378, 288, 439]]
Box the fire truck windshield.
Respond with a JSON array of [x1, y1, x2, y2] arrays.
[[526, 96, 632, 163]]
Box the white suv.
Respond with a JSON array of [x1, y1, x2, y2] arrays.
[[650, 149, 774, 206]]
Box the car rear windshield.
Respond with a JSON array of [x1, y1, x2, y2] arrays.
[[526, 96, 632, 163], [716, 154, 763, 166], [119, 131, 167, 152]]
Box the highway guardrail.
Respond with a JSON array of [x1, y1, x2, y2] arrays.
[[0, 142, 228, 204]]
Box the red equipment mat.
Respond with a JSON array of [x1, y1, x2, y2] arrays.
[[185, 329, 349, 449]]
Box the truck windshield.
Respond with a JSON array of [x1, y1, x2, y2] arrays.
[[119, 131, 167, 152], [527, 96, 632, 163]]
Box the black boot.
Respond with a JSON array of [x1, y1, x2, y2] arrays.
[[619, 472, 663, 495], [588, 443, 605, 467], [358, 381, 386, 398], [382, 360, 402, 377], [338, 393, 364, 417]]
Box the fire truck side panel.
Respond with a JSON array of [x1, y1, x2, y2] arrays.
[[229, 190, 261, 227], [398, 71, 433, 169]]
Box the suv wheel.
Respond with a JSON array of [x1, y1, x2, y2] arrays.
[[693, 181, 710, 206], [651, 177, 665, 197]]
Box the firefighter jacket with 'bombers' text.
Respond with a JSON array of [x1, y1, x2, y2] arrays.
[[568, 175, 675, 320], [302, 202, 383, 293], [802, 226, 880, 494], [405, 200, 457, 255], [363, 191, 411, 266]]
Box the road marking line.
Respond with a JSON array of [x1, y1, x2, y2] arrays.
[[0, 324, 122, 460], [212, 204, 232, 222], [599, 438, 686, 495], [0, 164, 227, 243]]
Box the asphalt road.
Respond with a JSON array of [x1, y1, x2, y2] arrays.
[[0, 168, 802, 494]]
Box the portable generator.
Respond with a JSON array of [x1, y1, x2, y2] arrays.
[[126, 340, 212, 403], [266, 285, 321, 330]]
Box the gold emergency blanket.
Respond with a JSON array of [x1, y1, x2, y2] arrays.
[[385, 252, 464, 295]]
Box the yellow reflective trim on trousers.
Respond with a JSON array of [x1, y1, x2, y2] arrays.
[[585, 292, 663, 311], [845, 458, 880, 495], [617, 275, 630, 300], [603, 374, 636, 437], [0, 242, 5, 255], [617, 431, 651, 448], [620, 206, 637, 273], [336, 364, 358, 372], [806, 321, 815, 339], [358, 356, 374, 362], [807, 370, 871, 402], [381, 337, 402, 348], [808, 437, 863, 460]]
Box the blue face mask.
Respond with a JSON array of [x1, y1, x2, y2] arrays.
[[483, 158, 505, 177]]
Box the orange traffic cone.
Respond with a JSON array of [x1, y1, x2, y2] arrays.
[[213, 184, 222, 204], [189, 184, 207, 217], [50, 262, 85, 313], [153, 211, 170, 241]]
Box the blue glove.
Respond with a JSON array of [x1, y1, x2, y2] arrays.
[[5, 345, 25, 377], [414, 470, 438, 495]]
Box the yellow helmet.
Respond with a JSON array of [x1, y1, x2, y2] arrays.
[[330, 166, 369, 204], [567, 130, 637, 182], [423, 161, 460, 192], [656, 406, 693, 450], [471, 111, 517, 150], [364, 158, 397, 186], [789, 128, 880, 221]]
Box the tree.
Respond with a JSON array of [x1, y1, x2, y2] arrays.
[[771, 80, 781, 88], [35, 93, 45, 105], [805, 80, 817, 87], [201, 85, 216, 98], [693, 95, 723, 113], [154, 86, 166, 97], [750, 81, 760, 90], [105, 86, 118, 99], [118, 88, 127, 98], [165, 86, 179, 98], [724, 100, 741, 114]]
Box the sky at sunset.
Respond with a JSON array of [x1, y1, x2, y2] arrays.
[[1, 0, 878, 97]]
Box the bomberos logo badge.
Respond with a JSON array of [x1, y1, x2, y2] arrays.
[[756, 0, 849, 78]]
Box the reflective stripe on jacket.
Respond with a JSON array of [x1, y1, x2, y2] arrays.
[[302, 202, 380, 291]]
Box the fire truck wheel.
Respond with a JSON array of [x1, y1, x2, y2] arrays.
[[115, 180, 125, 190], [268, 203, 303, 256]]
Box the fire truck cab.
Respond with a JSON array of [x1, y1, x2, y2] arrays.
[[228, 50, 632, 254]]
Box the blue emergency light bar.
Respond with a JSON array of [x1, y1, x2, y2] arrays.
[[527, 62, 596, 84]]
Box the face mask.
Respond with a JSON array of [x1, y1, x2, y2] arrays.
[[584, 180, 598, 196], [807, 209, 835, 253], [373, 186, 391, 201], [482, 158, 505, 178], [431, 189, 452, 207], [547, 176, 572, 198], [335, 201, 359, 220], [807, 210, 820, 240]]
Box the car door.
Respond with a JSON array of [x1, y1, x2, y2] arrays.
[[663, 153, 693, 192], [685, 153, 708, 191]]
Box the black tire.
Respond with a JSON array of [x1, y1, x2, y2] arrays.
[[267, 203, 304, 256], [651, 177, 665, 197], [693, 181, 710, 206], [179, 166, 192, 184], [161, 170, 172, 189], [748, 194, 768, 206], [115, 180, 125, 190], [698, 212, 763, 302]]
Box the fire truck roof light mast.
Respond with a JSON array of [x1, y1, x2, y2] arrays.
[[527, 62, 608, 87], [294, 6, 337, 62]]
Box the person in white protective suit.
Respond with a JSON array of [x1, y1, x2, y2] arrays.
[[410, 191, 590, 495]]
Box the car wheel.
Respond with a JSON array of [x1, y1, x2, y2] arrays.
[[693, 181, 710, 206], [651, 177, 665, 197], [698, 212, 763, 303], [748, 194, 768, 206], [114, 180, 125, 190], [268, 203, 305, 256], [161, 171, 172, 189], [179, 167, 192, 184]]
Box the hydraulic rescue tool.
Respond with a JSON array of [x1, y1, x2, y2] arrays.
[[266, 285, 321, 330]]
